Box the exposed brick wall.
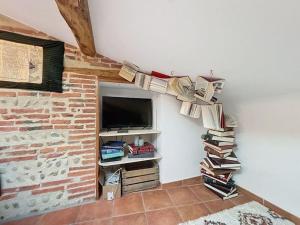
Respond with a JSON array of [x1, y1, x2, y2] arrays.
[[0, 73, 98, 221], [0, 14, 121, 222]]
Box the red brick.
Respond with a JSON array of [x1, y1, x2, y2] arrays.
[[84, 94, 96, 98], [0, 193, 17, 201], [69, 103, 84, 107], [0, 156, 37, 163], [0, 121, 14, 126], [11, 144, 29, 150], [44, 153, 64, 159], [83, 85, 96, 89], [31, 143, 43, 148], [67, 180, 94, 189], [69, 98, 95, 103], [75, 114, 95, 118], [7, 150, 36, 156], [2, 115, 20, 120], [53, 102, 65, 106], [32, 186, 64, 195], [51, 119, 71, 124], [86, 124, 96, 129], [68, 150, 94, 156], [51, 92, 81, 98], [2, 184, 40, 194], [11, 108, 43, 114], [0, 127, 18, 132], [74, 119, 94, 124], [81, 140, 95, 145], [80, 175, 96, 181], [68, 190, 95, 200], [69, 79, 95, 84], [42, 179, 72, 187], [0, 91, 16, 97], [39, 92, 51, 97], [0, 109, 8, 114], [52, 107, 66, 112], [110, 64, 122, 69], [0, 146, 10, 151], [68, 184, 95, 194], [69, 165, 94, 171], [82, 160, 95, 165], [61, 113, 74, 117], [23, 114, 50, 119], [82, 109, 95, 113], [18, 92, 38, 96], [40, 147, 56, 154], [82, 154, 96, 159], [56, 145, 81, 152], [68, 169, 95, 177]]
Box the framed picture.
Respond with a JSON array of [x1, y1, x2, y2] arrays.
[[0, 31, 64, 92]]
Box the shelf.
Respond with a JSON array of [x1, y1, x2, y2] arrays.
[[99, 152, 162, 167], [99, 129, 161, 137]]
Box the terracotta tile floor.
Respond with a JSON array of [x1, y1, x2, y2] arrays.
[[3, 182, 256, 225]]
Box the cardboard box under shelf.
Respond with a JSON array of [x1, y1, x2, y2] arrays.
[[102, 182, 121, 200], [122, 161, 159, 195]]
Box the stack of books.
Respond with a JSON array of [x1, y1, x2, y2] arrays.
[[127, 142, 155, 158], [101, 141, 125, 162], [200, 128, 240, 200]]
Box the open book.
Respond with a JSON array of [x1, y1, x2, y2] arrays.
[[201, 103, 224, 130], [180, 101, 201, 119]]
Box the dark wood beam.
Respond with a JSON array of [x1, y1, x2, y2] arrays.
[[55, 0, 96, 56]]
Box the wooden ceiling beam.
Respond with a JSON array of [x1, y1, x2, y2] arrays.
[[55, 0, 96, 56]]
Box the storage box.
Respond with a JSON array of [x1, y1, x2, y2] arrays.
[[122, 161, 159, 195], [102, 182, 121, 200]]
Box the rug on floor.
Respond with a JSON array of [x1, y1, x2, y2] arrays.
[[179, 201, 295, 225]]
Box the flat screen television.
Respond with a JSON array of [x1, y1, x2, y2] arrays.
[[102, 96, 153, 129]]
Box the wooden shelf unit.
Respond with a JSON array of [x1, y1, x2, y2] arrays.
[[99, 129, 161, 137]]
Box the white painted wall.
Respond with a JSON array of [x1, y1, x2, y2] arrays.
[[99, 83, 205, 184], [223, 92, 300, 217]]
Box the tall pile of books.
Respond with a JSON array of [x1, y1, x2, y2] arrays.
[[101, 141, 125, 162], [200, 128, 240, 200]]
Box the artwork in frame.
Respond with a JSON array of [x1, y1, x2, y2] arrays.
[[0, 31, 64, 92]]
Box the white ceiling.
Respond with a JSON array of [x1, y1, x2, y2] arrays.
[[1, 0, 300, 102]]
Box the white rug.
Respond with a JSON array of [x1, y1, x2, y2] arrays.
[[179, 201, 295, 225]]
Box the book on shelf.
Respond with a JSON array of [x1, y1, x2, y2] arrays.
[[201, 170, 233, 184], [200, 161, 237, 176], [167, 76, 195, 102], [135, 72, 153, 90], [208, 129, 235, 137], [194, 93, 215, 105], [203, 139, 235, 147], [206, 156, 241, 169], [204, 146, 232, 158], [204, 182, 236, 198], [149, 77, 168, 94], [177, 85, 196, 102], [195, 76, 225, 94], [224, 114, 238, 128], [204, 176, 235, 192], [208, 151, 238, 161], [119, 61, 139, 82], [203, 141, 235, 153], [143, 74, 152, 90], [201, 104, 225, 130], [205, 183, 238, 200], [194, 76, 215, 103], [180, 102, 201, 119], [202, 133, 235, 143]]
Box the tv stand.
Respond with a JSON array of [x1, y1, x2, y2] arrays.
[[99, 129, 160, 137], [117, 129, 129, 133]]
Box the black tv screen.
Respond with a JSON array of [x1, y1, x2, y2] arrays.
[[102, 96, 153, 129]]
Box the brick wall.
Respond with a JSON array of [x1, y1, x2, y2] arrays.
[[0, 15, 121, 222], [0, 73, 98, 221]]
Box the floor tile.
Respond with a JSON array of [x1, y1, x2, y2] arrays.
[[39, 206, 80, 225], [167, 187, 198, 205], [182, 176, 202, 186], [230, 194, 253, 205], [146, 208, 182, 225], [113, 193, 144, 216], [189, 185, 219, 202], [204, 199, 235, 213], [76, 200, 113, 222], [3, 215, 42, 225], [161, 181, 182, 189], [142, 190, 173, 211], [112, 213, 146, 225], [94, 218, 112, 225], [177, 203, 210, 221]]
